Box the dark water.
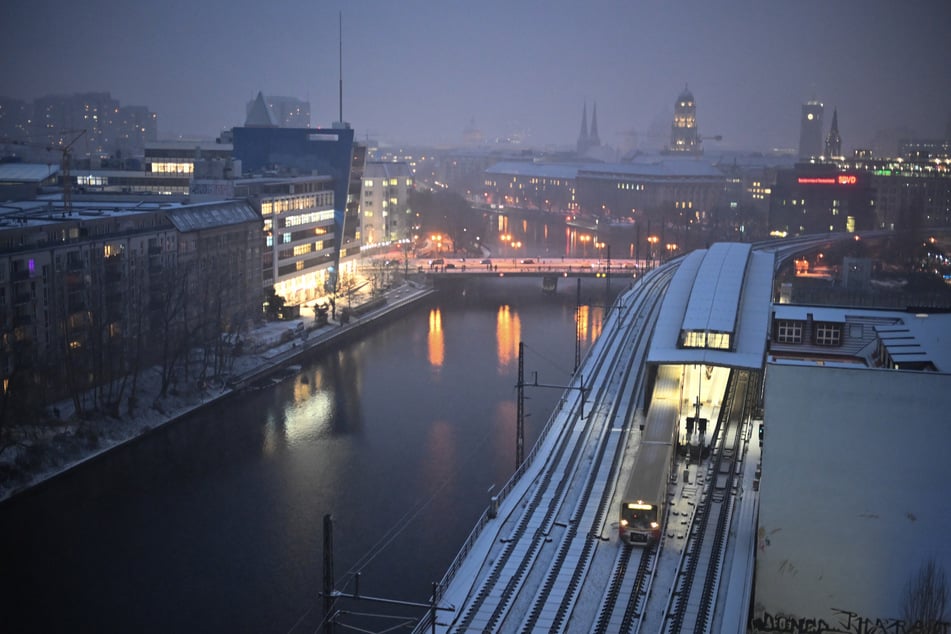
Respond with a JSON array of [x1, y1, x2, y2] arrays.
[[0, 277, 620, 633]]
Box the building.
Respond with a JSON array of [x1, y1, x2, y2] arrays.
[[768, 163, 876, 236], [0, 198, 261, 402], [576, 102, 601, 156], [244, 95, 311, 128], [775, 153, 951, 233], [27, 92, 157, 160], [67, 141, 235, 199], [231, 123, 366, 300], [824, 107, 842, 158], [0, 96, 33, 144], [668, 86, 702, 155], [798, 98, 824, 159], [756, 303, 951, 629], [360, 161, 415, 247], [233, 175, 336, 306], [0, 163, 60, 202]]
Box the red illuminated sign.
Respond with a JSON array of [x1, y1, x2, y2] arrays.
[[797, 174, 858, 185]]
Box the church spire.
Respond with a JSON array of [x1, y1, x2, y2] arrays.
[[577, 102, 589, 154], [589, 102, 601, 147], [825, 107, 841, 158]]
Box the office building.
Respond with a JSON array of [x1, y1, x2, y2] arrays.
[[360, 162, 415, 247]]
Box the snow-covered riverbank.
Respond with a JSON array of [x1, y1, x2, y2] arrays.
[[0, 282, 434, 503]]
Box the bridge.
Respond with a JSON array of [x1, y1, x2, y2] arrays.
[[419, 256, 643, 279]]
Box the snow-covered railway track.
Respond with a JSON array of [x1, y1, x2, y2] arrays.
[[446, 269, 674, 633], [664, 370, 755, 633]]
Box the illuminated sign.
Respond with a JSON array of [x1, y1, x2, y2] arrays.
[[797, 174, 858, 185]]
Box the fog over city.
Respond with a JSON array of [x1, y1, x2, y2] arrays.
[[2, 0, 949, 151]]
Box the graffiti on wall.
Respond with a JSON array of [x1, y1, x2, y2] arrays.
[[752, 608, 950, 633]]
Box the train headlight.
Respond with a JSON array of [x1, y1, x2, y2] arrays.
[[620, 519, 628, 527], [650, 522, 659, 530]]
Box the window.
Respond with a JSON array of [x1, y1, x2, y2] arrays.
[[775, 320, 803, 344], [814, 323, 841, 346]]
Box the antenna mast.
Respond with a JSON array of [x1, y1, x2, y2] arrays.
[[338, 11, 343, 125]]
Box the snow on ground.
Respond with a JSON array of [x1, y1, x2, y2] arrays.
[[0, 282, 429, 503]]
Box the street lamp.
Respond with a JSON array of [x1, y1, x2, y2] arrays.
[[647, 235, 659, 269], [579, 234, 591, 258], [665, 243, 678, 262]]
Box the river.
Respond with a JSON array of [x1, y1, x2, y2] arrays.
[[0, 275, 623, 633]]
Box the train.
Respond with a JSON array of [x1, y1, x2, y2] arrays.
[[619, 365, 682, 546]]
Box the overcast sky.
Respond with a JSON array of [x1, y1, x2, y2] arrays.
[[2, 0, 949, 153]]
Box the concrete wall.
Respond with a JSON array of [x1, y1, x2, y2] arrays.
[[754, 362, 951, 631]]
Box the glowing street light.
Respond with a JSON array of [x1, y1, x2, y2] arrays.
[[579, 234, 592, 258], [647, 235, 659, 269]]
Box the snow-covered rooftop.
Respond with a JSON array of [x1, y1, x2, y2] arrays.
[[0, 162, 61, 183], [682, 242, 751, 334], [648, 245, 774, 369], [770, 304, 951, 372]]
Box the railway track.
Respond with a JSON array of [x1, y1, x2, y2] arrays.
[[440, 266, 675, 633], [662, 370, 757, 633]]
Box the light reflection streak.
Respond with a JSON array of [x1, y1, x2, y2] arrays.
[[428, 308, 444, 367], [576, 304, 590, 345], [496, 305, 521, 367]]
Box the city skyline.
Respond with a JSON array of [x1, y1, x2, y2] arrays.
[[2, 0, 949, 152]]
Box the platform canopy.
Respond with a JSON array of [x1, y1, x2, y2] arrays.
[[649, 243, 775, 369]]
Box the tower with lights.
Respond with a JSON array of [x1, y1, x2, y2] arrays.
[[799, 98, 824, 159], [668, 86, 701, 154]]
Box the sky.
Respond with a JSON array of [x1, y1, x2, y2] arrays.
[[2, 0, 950, 153]]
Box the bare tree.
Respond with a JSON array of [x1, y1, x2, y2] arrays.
[[903, 558, 949, 633]]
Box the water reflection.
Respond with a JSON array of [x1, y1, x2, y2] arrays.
[[428, 308, 444, 367], [284, 390, 333, 445], [496, 305, 521, 368], [577, 304, 590, 344]]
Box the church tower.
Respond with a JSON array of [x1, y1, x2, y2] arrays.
[[825, 108, 842, 158], [577, 102, 590, 155], [589, 102, 601, 148], [669, 86, 701, 154]]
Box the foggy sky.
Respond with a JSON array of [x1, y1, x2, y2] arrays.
[[2, 0, 949, 152]]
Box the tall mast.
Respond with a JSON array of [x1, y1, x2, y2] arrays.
[[338, 11, 343, 125]]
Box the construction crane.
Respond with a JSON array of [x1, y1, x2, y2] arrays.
[[57, 130, 86, 214], [0, 129, 86, 214]]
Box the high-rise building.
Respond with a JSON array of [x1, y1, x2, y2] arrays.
[[2, 92, 156, 161], [668, 86, 701, 154], [798, 99, 824, 159], [360, 161, 415, 246], [0, 97, 31, 144]]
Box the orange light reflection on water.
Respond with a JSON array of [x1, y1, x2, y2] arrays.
[[497, 305, 521, 368], [428, 308, 444, 367]]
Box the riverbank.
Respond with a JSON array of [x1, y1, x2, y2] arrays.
[[0, 281, 436, 504]]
